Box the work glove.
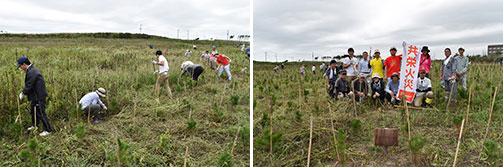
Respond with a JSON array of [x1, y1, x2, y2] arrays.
[[153, 70, 159, 74], [152, 60, 158, 64], [19, 92, 24, 100], [103, 106, 108, 111]]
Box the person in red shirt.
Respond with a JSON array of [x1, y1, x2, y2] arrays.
[[384, 46, 402, 83], [217, 54, 232, 81]]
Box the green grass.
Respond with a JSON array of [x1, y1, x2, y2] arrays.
[[0, 34, 249, 166], [253, 61, 503, 166]]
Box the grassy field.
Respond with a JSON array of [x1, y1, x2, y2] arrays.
[[0, 34, 250, 166], [253, 60, 503, 166]]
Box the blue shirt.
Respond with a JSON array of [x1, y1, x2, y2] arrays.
[[358, 58, 371, 73], [385, 80, 400, 94]]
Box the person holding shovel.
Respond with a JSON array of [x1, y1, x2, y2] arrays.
[[17, 56, 52, 136], [153, 50, 173, 99], [441, 48, 457, 102], [79, 88, 108, 124]]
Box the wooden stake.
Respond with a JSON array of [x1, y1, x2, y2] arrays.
[[328, 104, 341, 162], [34, 106, 37, 129], [446, 79, 455, 112], [483, 87, 497, 141], [231, 126, 241, 154], [87, 107, 91, 128], [183, 146, 189, 167], [453, 119, 465, 167], [464, 85, 472, 133], [75, 89, 78, 122], [133, 101, 137, 126], [349, 80, 358, 117], [269, 84, 274, 163], [307, 116, 313, 167]]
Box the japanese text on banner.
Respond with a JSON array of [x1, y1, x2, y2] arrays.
[[398, 42, 421, 103]]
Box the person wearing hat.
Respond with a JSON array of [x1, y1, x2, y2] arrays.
[[351, 73, 369, 103], [454, 47, 469, 90], [385, 72, 401, 105], [319, 62, 326, 72], [370, 49, 384, 82], [210, 47, 218, 70], [335, 70, 351, 99], [152, 50, 173, 99], [312, 64, 316, 74], [211, 45, 218, 56], [193, 45, 197, 50], [414, 69, 434, 107], [217, 54, 232, 81], [343, 48, 359, 83], [181, 61, 205, 84], [384, 46, 402, 83], [281, 63, 285, 69], [325, 59, 339, 98], [273, 65, 280, 73], [79, 88, 108, 124], [17, 56, 53, 136], [441, 48, 457, 102], [201, 50, 211, 64], [370, 73, 386, 103], [419, 46, 432, 78]]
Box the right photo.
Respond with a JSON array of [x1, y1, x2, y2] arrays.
[[253, 0, 503, 166]]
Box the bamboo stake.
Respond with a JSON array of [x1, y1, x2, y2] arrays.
[[307, 116, 313, 167], [183, 146, 189, 167], [188, 96, 193, 120], [115, 128, 121, 167], [87, 107, 91, 128], [269, 84, 274, 164], [75, 89, 78, 122], [16, 96, 21, 123], [231, 126, 241, 154], [349, 79, 358, 117], [453, 119, 465, 167], [464, 85, 472, 133], [34, 106, 37, 129], [328, 104, 341, 162], [483, 87, 497, 141], [446, 79, 455, 112], [133, 100, 137, 126]]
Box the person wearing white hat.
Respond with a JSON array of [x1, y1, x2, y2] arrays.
[[369, 49, 384, 82], [370, 73, 386, 103], [79, 88, 108, 124]]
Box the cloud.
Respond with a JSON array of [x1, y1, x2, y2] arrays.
[[0, 0, 250, 40], [253, 0, 503, 61]]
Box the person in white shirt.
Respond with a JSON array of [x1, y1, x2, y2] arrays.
[[152, 50, 173, 99], [414, 69, 434, 107], [79, 88, 108, 124], [300, 65, 305, 75], [312, 65, 316, 74], [185, 50, 192, 57], [343, 48, 359, 83]]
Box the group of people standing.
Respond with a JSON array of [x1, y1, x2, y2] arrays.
[[317, 46, 470, 107]]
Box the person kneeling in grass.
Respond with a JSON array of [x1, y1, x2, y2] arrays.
[[370, 73, 386, 103], [335, 70, 351, 99], [181, 61, 205, 85], [79, 88, 108, 124], [414, 69, 434, 107], [385, 73, 400, 106], [351, 73, 369, 104], [216, 54, 232, 81]]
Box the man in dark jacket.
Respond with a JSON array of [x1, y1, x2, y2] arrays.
[[370, 73, 386, 103], [325, 60, 339, 98], [335, 70, 350, 99], [352, 73, 369, 103], [17, 56, 52, 136]]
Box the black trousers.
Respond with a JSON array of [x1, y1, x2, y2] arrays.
[[385, 93, 400, 105], [372, 92, 385, 103], [328, 82, 336, 98], [30, 99, 52, 132], [192, 66, 204, 81]]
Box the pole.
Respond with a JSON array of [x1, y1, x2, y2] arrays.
[[307, 116, 313, 167], [453, 119, 465, 167]]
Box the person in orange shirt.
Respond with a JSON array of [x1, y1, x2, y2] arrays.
[[384, 46, 402, 83], [216, 54, 232, 81]]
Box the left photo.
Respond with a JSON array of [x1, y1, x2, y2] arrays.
[[0, 0, 250, 166]]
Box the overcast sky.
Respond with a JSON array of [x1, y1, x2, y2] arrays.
[[254, 0, 503, 61], [0, 0, 249, 40]]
